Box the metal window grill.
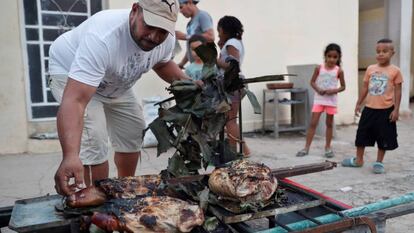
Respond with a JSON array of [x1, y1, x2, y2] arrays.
[[22, 0, 102, 120]]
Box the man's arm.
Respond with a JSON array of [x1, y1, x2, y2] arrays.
[[175, 28, 214, 42], [153, 60, 190, 83], [201, 28, 214, 42], [54, 78, 96, 196], [175, 30, 187, 41], [178, 55, 189, 69], [176, 28, 214, 69]]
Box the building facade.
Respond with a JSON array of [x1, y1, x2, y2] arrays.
[[0, 0, 411, 154]]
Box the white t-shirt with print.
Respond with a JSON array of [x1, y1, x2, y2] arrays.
[[49, 9, 174, 98]]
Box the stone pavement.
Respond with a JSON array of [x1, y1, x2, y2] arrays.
[[1, 104, 413, 232]]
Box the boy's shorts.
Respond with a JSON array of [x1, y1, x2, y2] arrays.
[[355, 106, 398, 150], [49, 75, 145, 165], [312, 104, 337, 115]]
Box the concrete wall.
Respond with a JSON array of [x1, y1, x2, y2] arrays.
[[358, 2, 414, 109], [359, 7, 386, 69], [358, 6, 385, 99], [0, 0, 29, 154], [412, 8, 414, 97]]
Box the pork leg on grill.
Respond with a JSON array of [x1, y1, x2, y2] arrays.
[[66, 186, 107, 208], [208, 159, 278, 203], [91, 196, 204, 233], [66, 175, 162, 208]]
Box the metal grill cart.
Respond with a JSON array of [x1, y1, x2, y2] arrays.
[[2, 162, 414, 233], [2, 182, 414, 233], [2, 75, 414, 233]]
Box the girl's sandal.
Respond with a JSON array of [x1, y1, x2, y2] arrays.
[[296, 149, 309, 157], [324, 149, 335, 158]]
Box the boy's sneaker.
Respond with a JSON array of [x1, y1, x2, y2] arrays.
[[372, 162, 385, 174]]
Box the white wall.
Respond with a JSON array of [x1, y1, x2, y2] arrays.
[[202, 0, 359, 127], [0, 0, 29, 154], [108, 0, 359, 128]]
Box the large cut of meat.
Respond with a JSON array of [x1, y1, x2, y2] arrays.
[[97, 175, 162, 199], [208, 159, 278, 202], [67, 175, 162, 208], [91, 196, 204, 233]]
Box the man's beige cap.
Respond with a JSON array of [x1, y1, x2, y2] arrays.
[[139, 0, 179, 35]]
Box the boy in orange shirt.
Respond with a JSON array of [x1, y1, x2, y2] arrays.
[[342, 38, 402, 174]]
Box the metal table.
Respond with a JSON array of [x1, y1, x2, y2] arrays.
[[262, 88, 309, 138]]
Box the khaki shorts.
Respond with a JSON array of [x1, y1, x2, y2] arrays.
[[49, 75, 145, 165]]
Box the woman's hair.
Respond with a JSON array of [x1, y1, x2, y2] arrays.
[[217, 16, 244, 40], [324, 43, 342, 66]]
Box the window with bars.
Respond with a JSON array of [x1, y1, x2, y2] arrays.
[[22, 0, 102, 120]]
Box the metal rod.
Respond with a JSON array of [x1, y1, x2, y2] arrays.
[[166, 161, 337, 185], [321, 205, 345, 218], [229, 222, 255, 233], [274, 161, 337, 178], [267, 216, 276, 228], [295, 210, 323, 225], [238, 89, 243, 154], [242, 74, 296, 84], [271, 218, 294, 232], [290, 216, 377, 233], [211, 200, 323, 224], [219, 129, 225, 164]]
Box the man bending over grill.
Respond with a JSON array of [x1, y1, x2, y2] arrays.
[[49, 0, 194, 196]]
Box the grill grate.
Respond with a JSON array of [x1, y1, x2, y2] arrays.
[[205, 179, 348, 233]]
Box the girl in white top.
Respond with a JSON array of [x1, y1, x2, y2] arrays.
[[216, 16, 250, 157], [296, 43, 346, 158]]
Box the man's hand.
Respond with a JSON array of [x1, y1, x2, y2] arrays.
[[177, 61, 185, 70], [193, 80, 204, 88], [54, 156, 85, 196], [389, 109, 399, 122], [355, 104, 362, 117]]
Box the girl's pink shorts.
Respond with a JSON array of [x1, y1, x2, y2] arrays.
[[312, 104, 337, 115]]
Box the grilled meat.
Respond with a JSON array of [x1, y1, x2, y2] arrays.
[[208, 159, 278, 202], [66, 175, 162, 208], [91, 196, 204, 233], [97, 175, 162, 199]]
